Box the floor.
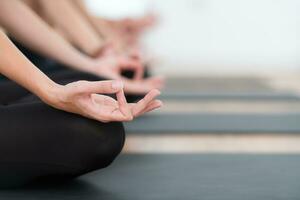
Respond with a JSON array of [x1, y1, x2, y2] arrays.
[[1, 154, 300, 200], [124, 133, 300, 154], [124, 75, 300, 154]]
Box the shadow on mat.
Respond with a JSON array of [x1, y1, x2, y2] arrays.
[[0, 179, 122, 200]]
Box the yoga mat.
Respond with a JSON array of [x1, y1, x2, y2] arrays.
[[157, 100, 300, 113], [165, 77, 274, 92], [2, 154, 299, 200], [124, 113, 300, 133], [162, 77, 300, 101], [160, 92, 300, 101]]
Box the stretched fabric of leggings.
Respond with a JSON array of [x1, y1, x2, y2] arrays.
[[0, 70, 125, 188]]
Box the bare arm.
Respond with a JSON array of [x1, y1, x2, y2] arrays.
[[0, 0, 162, 95], [37, 0, 105, 56], [0, 31, 161, 121], [72, 0, 149, 54], [72, 0, 126, 51], [0, 31, 57, 103], [0, 0, 96, 74], [73, 0, 115, 38]]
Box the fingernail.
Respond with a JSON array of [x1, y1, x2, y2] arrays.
[[112, 80, 123, 90]]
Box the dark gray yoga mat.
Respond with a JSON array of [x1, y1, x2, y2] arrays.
[[161, 91, 300, 101], [165, 77, 274, 92], [1, 154, 299, 200], [124, 113, 300, 133], [162, 77, 300, 101]]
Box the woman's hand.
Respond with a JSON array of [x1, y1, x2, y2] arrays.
[[93, 61, 164, 95], [119, 14, 158, 34], [89, 49, 165, 95], [95, 47, 144, 80], [124, 76, 165, 95], [48, 80, 162, 123]]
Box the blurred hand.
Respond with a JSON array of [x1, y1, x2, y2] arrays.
[[124, 76, 165, 95], [95, 48, 144, 80], [89, 45, 165, 95], [49, 80, 162, 123], [126, 44, 143, 61], [119, 13, 158, 34], [93, 56, 164, 94]]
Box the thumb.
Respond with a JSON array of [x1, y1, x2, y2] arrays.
[[133, 66, 144, 80]]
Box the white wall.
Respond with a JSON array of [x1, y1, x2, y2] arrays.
[[86, 0, 300, 75]]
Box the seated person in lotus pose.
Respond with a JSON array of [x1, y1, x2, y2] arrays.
[[0, 0, 162, 187]]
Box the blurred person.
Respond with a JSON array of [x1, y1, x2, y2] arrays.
[[28, 0, 156, 60], [1, 0, 163, 100], [0, 0, 162, 187], [18, 0, 163, 99], [70, 0, 157, 58]]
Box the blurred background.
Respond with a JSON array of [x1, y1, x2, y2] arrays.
[[82, 2, 300, 197], [86, 0, 300, 76], [83, 0, 300, 154]]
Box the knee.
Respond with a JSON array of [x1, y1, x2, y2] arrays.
[[45, 109, 126, 174], [81, 120, 126, 171], [97, 121, 126, 165]]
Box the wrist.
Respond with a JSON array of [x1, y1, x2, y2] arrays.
[[38, 79, 64, 109]]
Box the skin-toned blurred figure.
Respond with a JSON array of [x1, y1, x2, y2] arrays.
[[17, 0, 164, 96]]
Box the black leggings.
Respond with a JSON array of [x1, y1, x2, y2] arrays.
[[0, 69, 125, 188]]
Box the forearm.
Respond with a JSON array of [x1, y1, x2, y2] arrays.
[[0, 31, 58, 104], [38, 0, 105, 56], [0, 0, 95, 73], [72, 0, 115, 39]]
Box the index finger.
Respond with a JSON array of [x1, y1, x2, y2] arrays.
[[132, 89, 161, 116], [78, 80, 123, 94]]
